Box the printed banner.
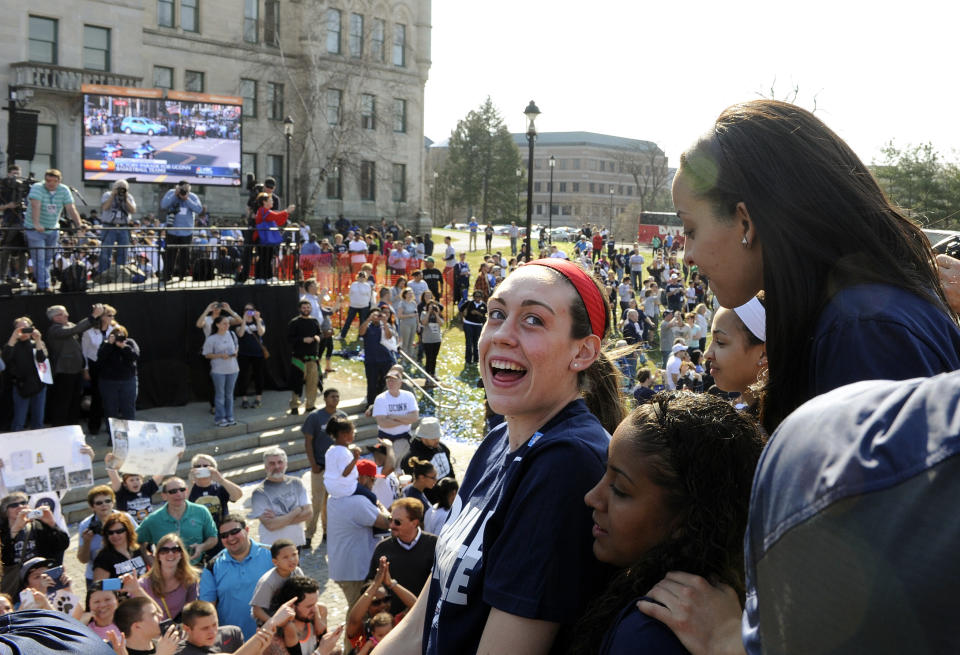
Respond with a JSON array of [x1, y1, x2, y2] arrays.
[[108, 419, 186, 476], [0, 426, 93, 494]]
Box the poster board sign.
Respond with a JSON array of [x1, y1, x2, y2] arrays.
[[108, 419, 185, 476], [0, 426, 93, 494]]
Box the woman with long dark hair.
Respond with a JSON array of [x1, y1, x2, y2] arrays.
[[571, 393, 762, 654], [674, 99, 960, 435], [376, 258, 625, 654]]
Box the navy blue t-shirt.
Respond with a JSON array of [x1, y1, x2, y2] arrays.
[[422, 399, 610, 655], [598, 600, 688, 655], [809, 284, 960, 397]]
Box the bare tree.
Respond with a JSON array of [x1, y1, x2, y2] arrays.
[[615, 143, 671, 216]]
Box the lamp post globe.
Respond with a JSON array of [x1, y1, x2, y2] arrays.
[[283, 116, 294, 201], [523, 100, 540, 261]]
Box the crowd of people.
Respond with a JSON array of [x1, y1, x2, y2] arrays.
[[3, 99, 960, 654]]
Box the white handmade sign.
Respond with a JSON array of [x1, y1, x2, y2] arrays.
[[0, 426, 93, 493], [108, 419, 185, 476]]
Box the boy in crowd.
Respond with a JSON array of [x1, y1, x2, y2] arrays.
[[114, 596, 181, 655], [249, 539, 305, 625]]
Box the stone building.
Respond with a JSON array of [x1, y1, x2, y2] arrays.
[[426, 130, 671, 231], [0, 0, 431, 228]]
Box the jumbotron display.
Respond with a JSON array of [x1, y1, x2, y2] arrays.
[[81, 84, 242, 186]]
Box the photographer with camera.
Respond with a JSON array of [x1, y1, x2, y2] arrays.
[[160, 180, 202, 282], [98, 179, 137, 274], [96, 324, 140, 421], [0, 492, 69, 597], [24, 169, 83, 293], [0, 164, 30, 283], [419, 296, 445, 385], [2, 316, 51, 431]]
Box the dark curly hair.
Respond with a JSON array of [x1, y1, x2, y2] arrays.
[[269, 575, 319, 616], [569, 392, 763, 654]]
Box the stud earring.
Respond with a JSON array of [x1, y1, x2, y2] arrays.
[[741, 237, 748, 246]]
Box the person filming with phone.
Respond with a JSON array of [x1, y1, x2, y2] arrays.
[[0, 492, 69, 597], [2, 316, 51, 431], [160, 180, 202, 282]]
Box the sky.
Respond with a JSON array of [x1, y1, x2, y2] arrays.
[[424, 0, 960, 166]]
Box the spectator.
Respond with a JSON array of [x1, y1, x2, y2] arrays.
[[508, 221, 519, 256], [187, 453, 243, 527], [78, 581, 121, 640], [98, 179, 137, 274], [200, 514, 274, 639], [327, 463, 391, 608], [400, 459, 435, 510], [179, 600, 244, 655], [161, 181, 202, 282], [346, 558, 416, 652], [138, 533, 200, 622], [302, 389, 348, 547], [92, 512, 147, 580], [136, 477, 218, 565], [44, 303, 104, 426], [395, 288, 419, 356], [406, 270, 428, 304], [114, 595, 181, 655], [2, 316, 51, 431], [82, 304, 118, 435], [250, 448, 312, 547], [0, 493, 69, 597], [97, 324, 140, 421], [665, 344, 689, 391], [421, 258, 443, 300], [202, 314, 240, 428], [253, 192, 294, 282], [419, 298, 444, 385], [372, 369, 418, 465], [249, 539, 304, 625], [453, 252, 471, 303], [24, 169, 82, 292], [77, 485, 120, 590], [367, 440, 401, 510], [287, 300, 323, 416], [359, 308, 396, 409], [659, 310, 681, 368], [632, 368, 657, 404], [458, 290, 487, 366], [473, 263, 491, 301], [400, 418, 454, 504], [365, 497, 437, 614], [236, 303, 267, 409], [104, 455, 163, 523], [424, 478, 459, 536], [323, 416, 362, 500], [268, 576, 328, 655]]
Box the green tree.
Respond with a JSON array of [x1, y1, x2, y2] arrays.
[[442, 98, 523, 221], [872, 141, 958, 227]]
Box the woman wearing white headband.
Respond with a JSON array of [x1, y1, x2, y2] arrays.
[[703, 293, 767, 414]]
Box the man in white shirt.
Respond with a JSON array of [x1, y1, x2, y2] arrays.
[[407, 270, 429, 304], [373, 370, 419, 466], [250, 448, 312, 547], [549, 245, 569, 259], [664, 343, 689, 391], [347, 231, 368, 265]]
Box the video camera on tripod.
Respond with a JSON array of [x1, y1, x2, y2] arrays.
[[0, 172, 36, 217]]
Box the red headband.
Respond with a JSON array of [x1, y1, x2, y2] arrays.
[[525, 258, 607, 339]]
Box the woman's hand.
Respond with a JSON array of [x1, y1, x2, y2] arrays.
[[637, 572, 745, 655]]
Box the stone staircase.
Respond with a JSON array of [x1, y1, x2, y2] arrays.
[[62, 399, 378, 524]]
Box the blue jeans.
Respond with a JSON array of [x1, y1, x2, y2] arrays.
[[463, 322, 482, 364], [24, 229, 59, 290], [11, 386, 46, 431], [212, 371, 238, 422], [100, 377, 137, 420], [339, 306, 370, 339], [98, 228, 131, 273]]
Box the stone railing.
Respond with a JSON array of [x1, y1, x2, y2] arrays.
[[10, 62, 142, 93]]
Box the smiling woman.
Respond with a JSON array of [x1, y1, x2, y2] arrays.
[[376, 259, 625, 655], [571, 392, 763, 655]]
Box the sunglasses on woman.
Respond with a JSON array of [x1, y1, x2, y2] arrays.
[[157, 545, 182, 555], [105, 527, 127, 536]]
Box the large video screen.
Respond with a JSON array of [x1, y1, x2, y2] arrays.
[[81, 84, 242, 186]]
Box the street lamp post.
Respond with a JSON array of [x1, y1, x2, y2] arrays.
[[433, 171, 439, 223], [523, 100, 540, 261], [609, 186, 615, 234], [547, 155, 555, 246], [283, 116, 294, 203], [515, 167, 522, 222]]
